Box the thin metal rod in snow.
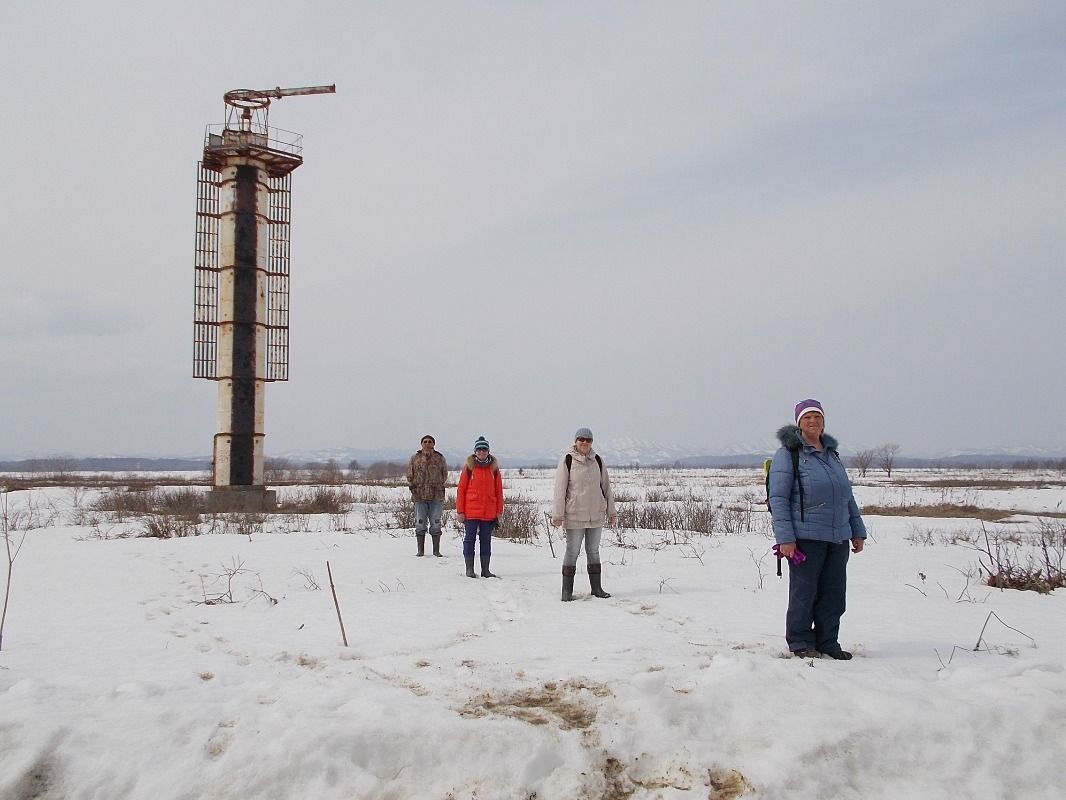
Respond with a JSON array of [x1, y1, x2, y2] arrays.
[[326, 561, 348, 647]]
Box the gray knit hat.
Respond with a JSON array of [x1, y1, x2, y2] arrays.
[[574, 427, 593, 441]]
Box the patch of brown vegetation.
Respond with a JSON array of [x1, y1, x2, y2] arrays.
[[459, 678, 611, 730], [706, 767, 753, 799], [863, 504, 1013, 521], [890, 478, 1066, 489], [601, 757, 635, 799]]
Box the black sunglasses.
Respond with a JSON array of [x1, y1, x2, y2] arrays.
[[576, 437, 592, 443]]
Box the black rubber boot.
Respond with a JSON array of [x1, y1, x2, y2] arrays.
[[588, 563, 611, 598], [480, 555, 497, 578], [431, 534, 442, 557], [561, 565, 576, 602], [465, 555, 477, 578], [415, 534, 425, 557]]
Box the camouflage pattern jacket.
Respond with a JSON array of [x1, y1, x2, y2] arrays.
[[406, 450, 448, 501]]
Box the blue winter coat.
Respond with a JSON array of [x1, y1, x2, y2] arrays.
[[768, 426, 867, 545]]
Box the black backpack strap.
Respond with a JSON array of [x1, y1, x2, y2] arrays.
[[791, 447, 804, 522], [565, 453, 606, 499]]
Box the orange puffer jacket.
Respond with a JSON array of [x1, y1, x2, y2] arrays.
[[456, 455, 504, 521]]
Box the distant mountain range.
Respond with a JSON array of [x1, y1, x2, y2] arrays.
[[3, 440, 1065, 472]]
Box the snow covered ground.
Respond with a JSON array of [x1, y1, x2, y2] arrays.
[[2, 469, 1064, 799]]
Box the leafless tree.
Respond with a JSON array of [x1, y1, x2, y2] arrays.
[[264, 457, 292, 483], [851, 449, 876, 477], [876, 444, 901, 477]]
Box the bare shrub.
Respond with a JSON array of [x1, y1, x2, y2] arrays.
[[970, 525, 1066, 593], [681, 498, 719, 535], [141, 513, 201, 539], [904, 524, 936, 546], [2, 490, 28, 651], [273, 513, 312, 533], [616, 499, 720, 535], [92, 489, 156, 516], [198, 557, 248, 604], [495, 495, 542, 543], [293, 567, 321, 590], [93, 488, 201, 520], [386, 498, 415, 529], [279, 486, 354, 514], [203, 513, 266, 536], [156, 488, 206, 515], [939, 529, 977, 546], [352, 486, 390, 505], [90, 487, 206, 538], [328, 513, 352, 532]]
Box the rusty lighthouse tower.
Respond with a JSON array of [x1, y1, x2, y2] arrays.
[[194, 85, 335, 510]]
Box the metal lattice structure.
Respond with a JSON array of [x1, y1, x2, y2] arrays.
[[265, 173, 291, 381], [193, 167, 292, 382], [193, 162, 220, 379]]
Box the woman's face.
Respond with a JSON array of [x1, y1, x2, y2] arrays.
[[575, 437, 592, 454], [798, 411, 824, 442]]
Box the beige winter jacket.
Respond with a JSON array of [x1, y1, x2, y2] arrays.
[[552, 446, 615, 529]]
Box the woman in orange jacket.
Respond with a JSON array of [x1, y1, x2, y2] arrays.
[[456, 435, 504, 578]]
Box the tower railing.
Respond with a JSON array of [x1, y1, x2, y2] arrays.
[[203, 124, 304, 157]]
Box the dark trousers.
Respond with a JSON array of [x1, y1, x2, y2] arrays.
[[463, 519, 494, 558], [786, 539, 850, 652]]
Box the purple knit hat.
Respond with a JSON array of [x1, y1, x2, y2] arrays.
[[794, 398, 824, 424]]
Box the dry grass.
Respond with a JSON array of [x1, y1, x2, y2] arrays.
[[459, 678, 610, 730], [887, 478, 1066, 489], [863, 503, 1014, 522]]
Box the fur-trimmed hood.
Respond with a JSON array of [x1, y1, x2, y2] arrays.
[[776, 425, 839, 452], [463, 454, 499, 472]]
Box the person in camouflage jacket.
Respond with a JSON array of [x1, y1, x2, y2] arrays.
[[406, 434, 449, 557]]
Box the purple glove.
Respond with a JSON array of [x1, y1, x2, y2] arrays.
[[772, 544, 806, 565]]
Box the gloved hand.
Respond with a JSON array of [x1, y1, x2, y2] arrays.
[[457, 513, 465, 524], [772, 543, 806, 565]]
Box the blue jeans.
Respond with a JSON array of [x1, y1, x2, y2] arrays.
[[786, 539, 850, 652], [563, 527, 602, 567], [414, 500, 443, 537], [463, 519, 494, 557]]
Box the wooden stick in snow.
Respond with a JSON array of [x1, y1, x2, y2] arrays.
[[326, 561, 348, 647]]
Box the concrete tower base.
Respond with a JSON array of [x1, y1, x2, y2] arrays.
[[206, 486, 277, 513]]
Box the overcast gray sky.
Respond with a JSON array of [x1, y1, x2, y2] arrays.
[[2, 1, 1063, 459]]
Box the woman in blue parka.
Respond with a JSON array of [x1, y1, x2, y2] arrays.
[[768, 398, 866, 659]]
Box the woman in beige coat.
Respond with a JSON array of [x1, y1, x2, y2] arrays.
[[551, 427, 617, 601]]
